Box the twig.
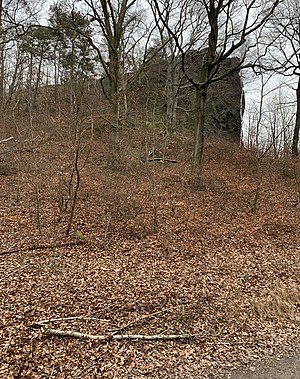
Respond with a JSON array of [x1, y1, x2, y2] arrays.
[[147, 157, 177, 163], [65, 137, 80, 236], [0, 136, 14, 144], [206, 341, 255, 345], [33, 316, 110, 327], [109, 309, 166, 334], [41, 328, 191, 341]]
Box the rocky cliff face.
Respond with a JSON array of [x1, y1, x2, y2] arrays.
[[136, 50, 244, 141], [203, 57, 244, 141]]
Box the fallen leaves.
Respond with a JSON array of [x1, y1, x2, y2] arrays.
[[0, 134, 300, 378]]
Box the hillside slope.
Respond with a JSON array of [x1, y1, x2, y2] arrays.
[[0, 123, 300, 378]]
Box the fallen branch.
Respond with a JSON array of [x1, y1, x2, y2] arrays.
[[41, 328, 191, 341], [33, 316, 110, 327], [0, 240, 84, 256], [109, 309, 166, 334], [147, 157, 177, 163], [0, 136, 14, 144]]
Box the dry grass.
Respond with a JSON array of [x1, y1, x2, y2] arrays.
[[253, 281, 300, 321]]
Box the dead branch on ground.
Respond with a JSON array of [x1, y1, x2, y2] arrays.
[[32, 316, 110, 327], [0, 136, 14, 144], [40, 328, 191, 341], [108, 309, 166, 334], [0, 240, 84, 256], [33, 308, 190, 342], [147, 157, 177, 163]]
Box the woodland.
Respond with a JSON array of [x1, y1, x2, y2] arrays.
[[1, 0, 300, 378]]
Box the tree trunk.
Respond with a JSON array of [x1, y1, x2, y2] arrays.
[[165, 60, 179, 133], [190, 7, 217, 184], [6, 48, 22, 109], [292, 76, 300, 157], [108, 54, 120, 169], [0, 0, 4, 109], [54, 47, 60, 106], [191, 85, 207, 188], [69, 41, 75, 114], [32, 49, 44, 109]]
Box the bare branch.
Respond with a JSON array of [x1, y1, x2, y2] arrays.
[[40, 328, 191, 341], [0, 136, 14, 143]]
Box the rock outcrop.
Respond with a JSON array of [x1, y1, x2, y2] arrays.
[[135, 50, 244, 141]]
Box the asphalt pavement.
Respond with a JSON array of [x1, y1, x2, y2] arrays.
[[230, 351, 300, 379]]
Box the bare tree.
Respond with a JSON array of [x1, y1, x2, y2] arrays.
[[0, 0, 44, 109], [151, 0, 282, 186], [77, 0, 139, 168], [264, 88, 295, 158], [267, 1, 300, 156], [148, 0, 187, 134], [294, 77, 300, 156], [0, 0, 4, 106]]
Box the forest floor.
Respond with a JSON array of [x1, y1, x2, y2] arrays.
[[0, 121, 300, 378]]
